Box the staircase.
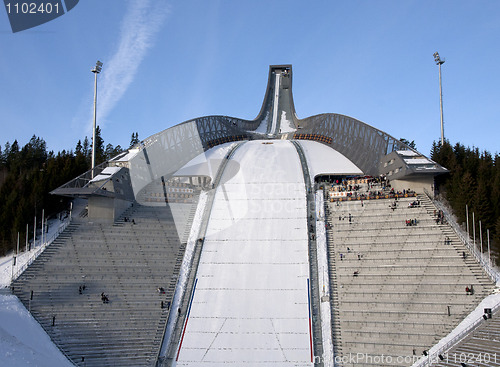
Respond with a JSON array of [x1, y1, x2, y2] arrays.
[[324, 194, 495, 367], [12, 197, 199, 367]]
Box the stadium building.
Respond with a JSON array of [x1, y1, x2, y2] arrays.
[[11, 65, 499, 366]]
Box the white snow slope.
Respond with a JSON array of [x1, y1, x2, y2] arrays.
[[0, 295, 73, 367], [175, 140, 313, 366]]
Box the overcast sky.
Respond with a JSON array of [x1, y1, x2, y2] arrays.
[[1, 0, 499, 156]]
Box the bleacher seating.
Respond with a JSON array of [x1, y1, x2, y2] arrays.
[[12, 197, 199, 367], [324, 183, 495, 367], [431, 306, 500, 367]]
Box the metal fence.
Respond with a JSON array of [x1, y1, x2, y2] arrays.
[[423, 189, 500, 283], [11, 217, 71, 282], [411, 190, 500, 367]]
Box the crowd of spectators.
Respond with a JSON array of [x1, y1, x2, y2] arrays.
[[322, 176, 417, 202]]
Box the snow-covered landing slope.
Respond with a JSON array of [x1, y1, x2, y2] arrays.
[[175, 140, 312, 366], [0, 295, 73, 367]]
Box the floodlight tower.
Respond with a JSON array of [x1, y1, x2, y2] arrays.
[[91, 60, 103, 179], [433, 52, 445, 146]]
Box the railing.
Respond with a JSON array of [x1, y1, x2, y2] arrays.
[[11, 217, 71, 282], [423, 189, 500, 283], [410, 190, 500, 367], [50, 161, 108, 193], [411, 300, 500, 367]]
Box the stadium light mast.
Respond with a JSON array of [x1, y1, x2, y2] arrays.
[[433, 52, 445, 146], [91, 60, 103, 179]]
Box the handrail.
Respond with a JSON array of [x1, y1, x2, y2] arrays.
[[11, 217, 71, 282], [411, 299, 500, 367], [50, 161, 108, 193], [423, 189, 500, 283], [409, 189, 500, 367]]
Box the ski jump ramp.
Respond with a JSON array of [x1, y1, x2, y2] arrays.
[[175, 140, 313, 366], [43, 65, 453, 366]]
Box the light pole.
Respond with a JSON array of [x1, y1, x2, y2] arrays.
[[433, 52, 445, 146], [91, 60, 103, 179]]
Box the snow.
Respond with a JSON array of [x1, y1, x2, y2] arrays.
[[160, 190, 209, 356], [297, 140, 363, 185], [111, 148, 140, 162], [315, 190, 334, 367], [279, 110, 296, 133], [403, 158, 434, 165], [174, 140, 313, 366], [396, 150, 419, 157], [269, 73, 280, 136], [415, 166, 439, 170], [89, 166, 121, 182], [255, 111, 270, 134], [173, 142, 238, 183], [0, 295, 74, 367]]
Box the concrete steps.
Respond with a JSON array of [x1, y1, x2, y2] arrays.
[[324, 193, 495, 367], [12, 196, 199, 367]]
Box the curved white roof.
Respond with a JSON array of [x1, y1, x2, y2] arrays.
[[298, 140, 363, 181], [173, 142, 239, 181]]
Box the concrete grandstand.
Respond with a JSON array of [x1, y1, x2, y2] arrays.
[[9, 65, 499, 366]]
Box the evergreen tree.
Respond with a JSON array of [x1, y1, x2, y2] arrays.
[[104, 144, 123, 160], [431, 139, 499, 264], [2, 141, 10, 165], [400, 138, 416, 150], [75, 140, 83, 156], [6, 140, 20, 169], [21, 135, 47, 170], [93, 126, 105, 165], [82, 137, 90, 161], [129, 132, 139, 148], [495, 218, 500, 251]]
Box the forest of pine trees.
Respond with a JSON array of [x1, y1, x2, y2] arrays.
[[431, 140, 500, 263], [0, 130, 139, 256]]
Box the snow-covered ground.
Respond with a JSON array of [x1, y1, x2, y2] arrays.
[[269, 73, 280, 136], [174, 140, 313, 366], [315, 190, 334, 367], [255, 111, 270, 134], [279, 110, 296, 134], [161, 190, 209, 356], [0, 295, 73, 367]]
